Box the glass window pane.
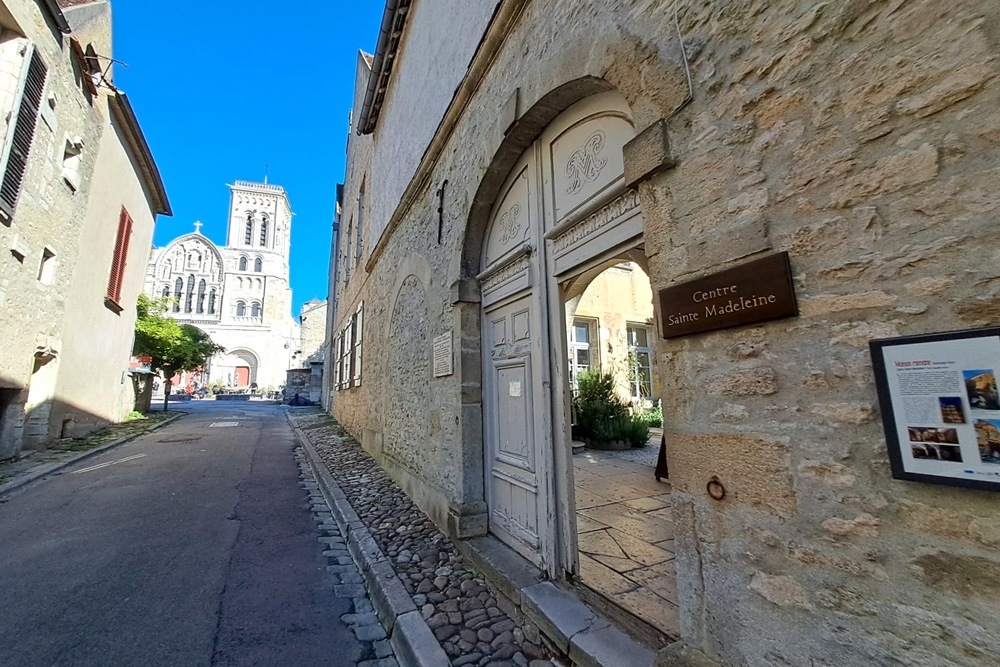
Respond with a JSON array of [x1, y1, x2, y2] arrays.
[[574, 324, 589, 343], [634, 327, 648, 348], [576, 349, 590, 367]]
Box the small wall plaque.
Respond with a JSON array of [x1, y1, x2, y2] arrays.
[[871, 326, 1000, 492], [433, 331, 454, 378], [658, 252, 798, 339]]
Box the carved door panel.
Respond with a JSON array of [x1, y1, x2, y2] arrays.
[[483, 297, 543, 567]]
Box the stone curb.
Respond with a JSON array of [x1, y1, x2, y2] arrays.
[[287, 414, 450, 667], [0, 412, 186, 499]]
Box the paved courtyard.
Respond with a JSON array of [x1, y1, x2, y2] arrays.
[[572, 438, 679, 638]]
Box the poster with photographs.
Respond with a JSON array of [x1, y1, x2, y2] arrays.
[[870, 326, 1000, 491]]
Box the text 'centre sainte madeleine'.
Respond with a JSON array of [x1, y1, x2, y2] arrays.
[[666, 284, 778, 326]]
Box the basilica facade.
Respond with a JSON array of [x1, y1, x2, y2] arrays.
[[144, 180, 300, 390]]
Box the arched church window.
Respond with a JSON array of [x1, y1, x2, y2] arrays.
[[251, 302, 261, 318], [260, 216, 268, 246], [236, 301, 246, 317], [208, 289, 217, 315], [239, 256, 248, 271], [196, 279, 206, 314], [254, 257, 262, 272], [185, 274, 195, 313], [161, 285, 169, 299], [173, 278, 183, 311], [245, 213, 253, 245]]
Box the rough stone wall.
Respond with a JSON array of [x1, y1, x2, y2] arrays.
[[336, 1, 1000, 665], [299, 298, 327, 363], [0, 0, 107, 455], [329, 53, 375, 458], [649, 2, 1000, 666]]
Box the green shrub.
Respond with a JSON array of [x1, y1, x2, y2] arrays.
[[622, 415, 651, 447], [635, 404, 662, 428], [575, 370, 638, 446]]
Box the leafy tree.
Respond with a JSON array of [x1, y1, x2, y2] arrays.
[[133, 294, 223, 411]]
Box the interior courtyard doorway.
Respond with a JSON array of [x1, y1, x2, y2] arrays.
[[562, 259, 677, 641]]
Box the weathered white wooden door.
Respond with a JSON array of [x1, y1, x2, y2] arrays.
[[482, 297, 544, 566], [479, 149, 549, 568]]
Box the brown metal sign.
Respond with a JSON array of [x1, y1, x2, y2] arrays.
[[658, 252, 798, 339]]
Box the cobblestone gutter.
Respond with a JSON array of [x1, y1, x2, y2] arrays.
[[288, 410, 556, 667]]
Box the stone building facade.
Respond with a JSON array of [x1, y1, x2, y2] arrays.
[[299, 297, 327, 364], [144, 180, 300, 391], [0, 0, 170, 459], [328, 1, 1000, 665]]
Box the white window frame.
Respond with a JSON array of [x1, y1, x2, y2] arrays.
[[568, 317, 598, 392], [627, 322, 653, 401]]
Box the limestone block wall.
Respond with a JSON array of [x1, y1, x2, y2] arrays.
[[0, 0, 106, 454], [649, 3, 1000, 665], [299, 299, 327, 363], [334, 0, 1000, 665]]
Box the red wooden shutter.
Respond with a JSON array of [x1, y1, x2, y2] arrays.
[[107, 207, 133, 303]]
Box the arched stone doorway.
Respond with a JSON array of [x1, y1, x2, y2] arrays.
[[213, 348, 259, 388], [478, 90, 649, 574]]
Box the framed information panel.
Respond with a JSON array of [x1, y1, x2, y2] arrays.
[[870, 326, 1000, 491]]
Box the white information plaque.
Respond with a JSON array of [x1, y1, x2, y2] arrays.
[[433, 332, 454, 378]]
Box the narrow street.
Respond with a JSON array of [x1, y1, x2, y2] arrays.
[[0, 402, 386, 667]]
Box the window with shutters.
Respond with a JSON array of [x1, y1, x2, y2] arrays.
[[353, 302, 364, 386], [105, 207, 133, 312], [333, 333, 342, 389], [0, 46, 47, 223], [336, 320, 349, 390], [244, 213, 253, 245], [260, 216, 268, 246]]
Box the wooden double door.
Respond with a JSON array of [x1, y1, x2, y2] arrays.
[[479, 91, 642, 572]]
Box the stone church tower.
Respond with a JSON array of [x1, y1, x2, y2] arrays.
[[145, 180, 300, 390]]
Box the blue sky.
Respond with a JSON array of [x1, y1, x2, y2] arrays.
[[111, 2, 385, 315]]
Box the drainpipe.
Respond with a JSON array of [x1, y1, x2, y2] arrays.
[[357, 0, 402, 135], [325, 186, 344, 410]]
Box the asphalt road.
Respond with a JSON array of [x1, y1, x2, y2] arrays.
[[0, 401, 363, 667]]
